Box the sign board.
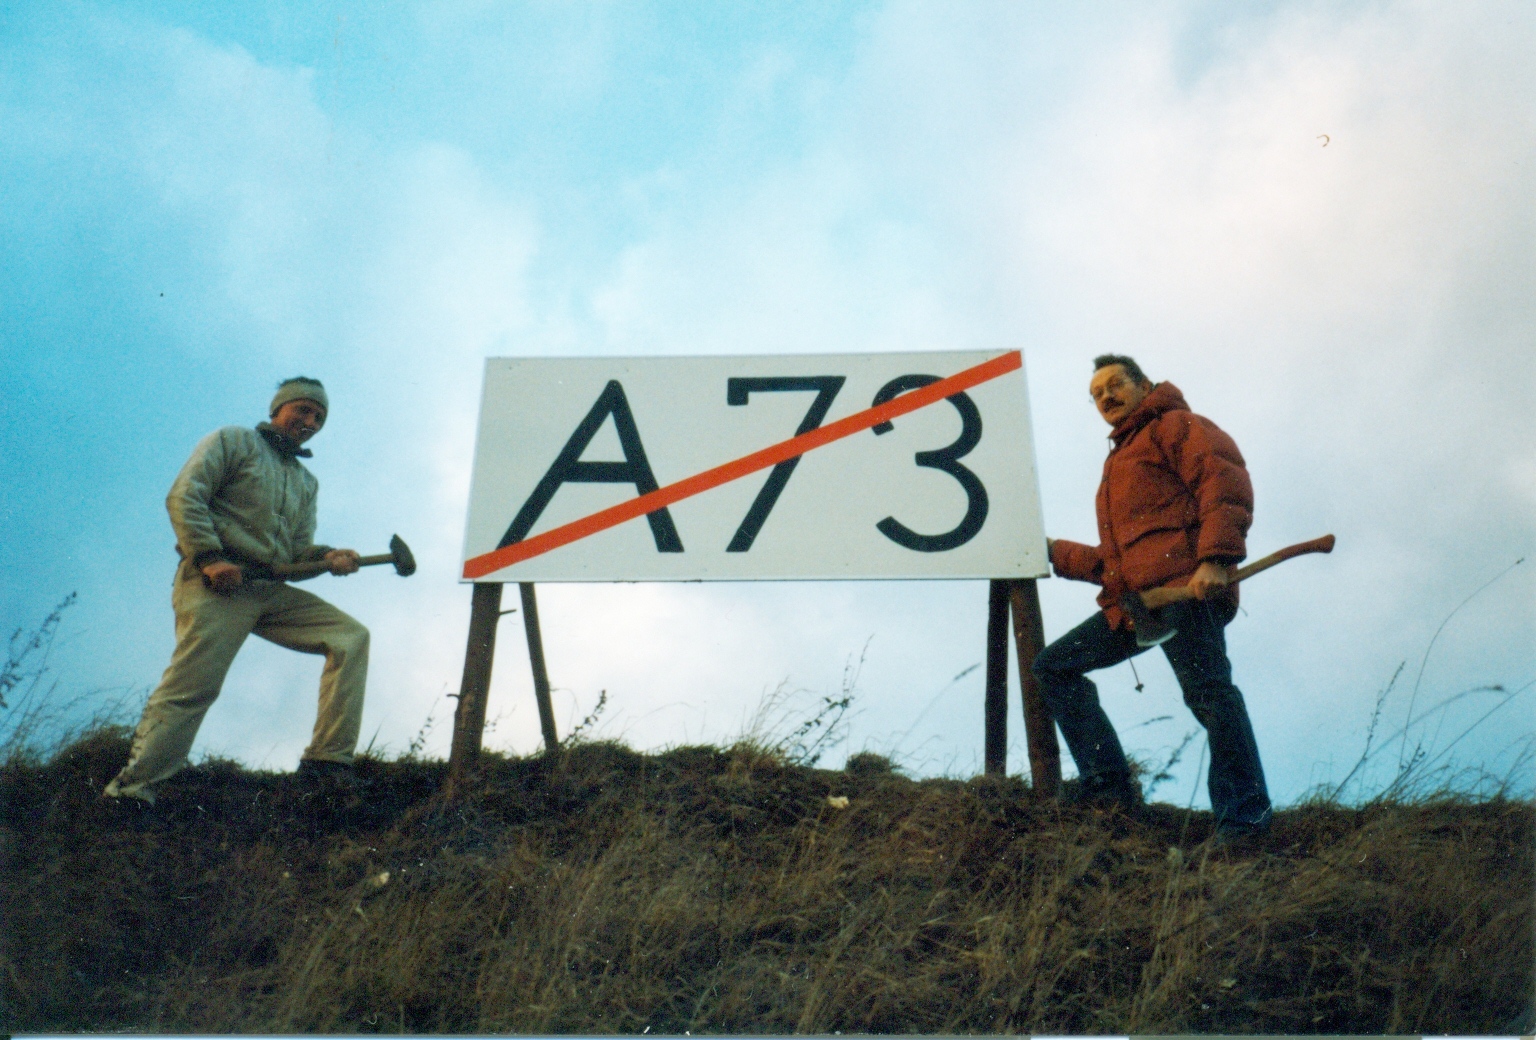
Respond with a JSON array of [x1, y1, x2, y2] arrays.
[[460, 351, 1048, 582]]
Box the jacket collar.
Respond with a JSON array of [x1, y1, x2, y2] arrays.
[[1109, 381, 1190, 447], [257, 422, 313, 459]]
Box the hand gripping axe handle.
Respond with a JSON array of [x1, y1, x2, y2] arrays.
[[262, 534, 418, 581], [1119, 534, 1335, 648]]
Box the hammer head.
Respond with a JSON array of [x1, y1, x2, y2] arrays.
[[1120, 593, 1176, 648], [389, 534, 417, 577]]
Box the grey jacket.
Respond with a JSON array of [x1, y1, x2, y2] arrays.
[[167, 424, 332, 573]]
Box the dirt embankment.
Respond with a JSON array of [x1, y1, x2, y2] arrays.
[[3, 730, 1532, 1034]]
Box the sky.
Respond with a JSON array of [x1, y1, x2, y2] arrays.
[[3, 0, 1532, 806]]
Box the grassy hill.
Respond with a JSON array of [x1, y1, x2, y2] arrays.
[[2, 728, 1532, 1034]]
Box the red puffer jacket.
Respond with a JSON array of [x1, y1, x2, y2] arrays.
[[1050, 382, 1253, 630]]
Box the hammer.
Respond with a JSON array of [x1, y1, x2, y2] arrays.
[[257, 534, 417, 581], [1119, 534, 1335, 648]]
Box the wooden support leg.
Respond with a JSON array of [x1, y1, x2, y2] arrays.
[[519, 583, 559, 752], [1007, 578, 1061, 797], [447, 582, 503, 795], [984, 579, 1010, 775]]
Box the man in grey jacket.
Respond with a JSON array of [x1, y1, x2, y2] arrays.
[[105, 377, 369, 804]]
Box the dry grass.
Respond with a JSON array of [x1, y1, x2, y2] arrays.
[[2, 729, 1531, 1034]]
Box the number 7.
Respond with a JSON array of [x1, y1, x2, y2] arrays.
[[724, 376, 846, 551]]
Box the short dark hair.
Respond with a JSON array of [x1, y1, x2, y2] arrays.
[[277, 376, 325, 391], [1092, 354, 1151, 386]]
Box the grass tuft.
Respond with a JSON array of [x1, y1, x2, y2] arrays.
[[4, 584, 1532, 1034], [2, 726, 1530, 1034]]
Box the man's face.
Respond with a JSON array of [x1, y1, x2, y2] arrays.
[[1089, 365, 1152, 427], [271, 399, 327, 445]]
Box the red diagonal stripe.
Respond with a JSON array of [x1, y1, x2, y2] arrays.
[[463, 351, 1023, 579]]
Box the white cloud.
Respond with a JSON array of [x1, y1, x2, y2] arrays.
[[561, 0, 1536, 797], [588, 154, 949, 358], [18, 3, 1531, 799], [32, 15, 543, 768]]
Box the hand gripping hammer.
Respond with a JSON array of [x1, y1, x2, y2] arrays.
[[1119, 534, 1335, 648], [259, 534, 417, 582]]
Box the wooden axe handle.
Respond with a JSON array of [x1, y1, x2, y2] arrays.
[[1139, 534, 1335, 610]]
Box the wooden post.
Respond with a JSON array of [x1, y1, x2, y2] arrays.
[[447, 582, 503, 793], [1007, 578, 1061, 797], [983, 579, 1011, 775], [519, 583, 559, 752]]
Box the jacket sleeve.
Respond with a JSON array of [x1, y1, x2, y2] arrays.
[[1154, 412, 1253, 563], [166, 429, 241, 568], [1049, 538, 1106, 584]]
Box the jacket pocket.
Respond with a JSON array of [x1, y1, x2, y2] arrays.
[[1119, 526, 1196, 590]]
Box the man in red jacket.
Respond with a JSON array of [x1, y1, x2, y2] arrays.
[[1036, 354, 1271, 842]]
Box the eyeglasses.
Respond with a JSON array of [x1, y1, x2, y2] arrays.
[[1090, 375, 1133, 402]]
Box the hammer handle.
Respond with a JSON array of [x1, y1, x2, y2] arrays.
[[1139, 534, 1335, 610], [266, 553, 393, 580]]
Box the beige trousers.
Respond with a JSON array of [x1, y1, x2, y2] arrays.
[[108, 563, 369, 798]]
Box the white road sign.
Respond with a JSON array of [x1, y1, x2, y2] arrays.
[[460, 351, 1048, 582]]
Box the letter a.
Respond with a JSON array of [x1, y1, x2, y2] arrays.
[[499, 381, 684, 552]]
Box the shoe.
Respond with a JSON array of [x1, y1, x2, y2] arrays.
[[296, 758, 361, 788], [1061, 772, 1143, 814], [1213, 818, 1271, 851], [103, 776, 157, 806]]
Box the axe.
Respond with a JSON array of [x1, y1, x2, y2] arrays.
[[1119, 534, 1335, 648], [255, 534, 417, 582]]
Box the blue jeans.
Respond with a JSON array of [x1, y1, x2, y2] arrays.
[[1032, 600, 1271, 828]]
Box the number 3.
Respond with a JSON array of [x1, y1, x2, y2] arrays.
[[870, 374, 989, 552]]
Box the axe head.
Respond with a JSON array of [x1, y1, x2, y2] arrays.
[[1120, 593, 1176, 648], [389, 534, 417, 577]]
